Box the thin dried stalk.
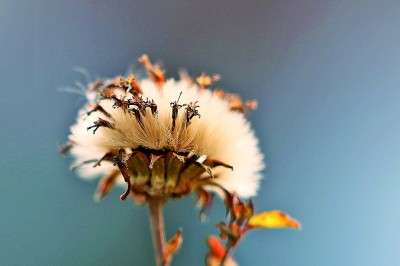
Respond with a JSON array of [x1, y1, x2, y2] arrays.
[[148, 198, 168, 266]]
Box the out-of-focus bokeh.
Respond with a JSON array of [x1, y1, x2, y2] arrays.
[[1, 0, 400, 265]]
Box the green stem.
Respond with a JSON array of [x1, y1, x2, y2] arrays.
[[148, 198, 168, 266]]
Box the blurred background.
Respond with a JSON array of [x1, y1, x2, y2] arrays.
[[1, 0, 400, 265]]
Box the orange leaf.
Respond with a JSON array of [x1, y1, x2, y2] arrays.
[[94, 169, 119, 201], [164, 229, 183, 262], [207, 236, 225, 259], [247, 210, 301, 229]]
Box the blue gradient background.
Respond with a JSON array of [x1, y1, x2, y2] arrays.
[[1, 0, 400, 265]]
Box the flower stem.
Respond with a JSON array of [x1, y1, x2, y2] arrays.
[[220, 242, 232, 266], [148, 198, 168, 266]]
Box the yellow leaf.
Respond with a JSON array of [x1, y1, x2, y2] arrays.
[[247, 210, 301, 229]]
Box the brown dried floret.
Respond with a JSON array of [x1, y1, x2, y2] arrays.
[[86, 104, 112, 119], [112, 148, 133, 201], [138, 54, 165, 87], [214, 89, 258, 114], [196, 73, 220, 90], [170, 92, 183, 132], [87, 118, 115, 134], [183, 101, 201, 126], [115, 72, 143, 95]]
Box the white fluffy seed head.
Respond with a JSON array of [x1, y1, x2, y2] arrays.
[[67, 71, 264, 198]]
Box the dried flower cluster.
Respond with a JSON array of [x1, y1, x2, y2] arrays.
[[62, 55, 300, 265]]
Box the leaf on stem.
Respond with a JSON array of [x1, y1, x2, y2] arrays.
[[164, 229, 183, 263], [247, 210, 301, 229]]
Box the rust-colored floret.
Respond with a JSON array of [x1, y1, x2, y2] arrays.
[[138, 54, 165, 87]]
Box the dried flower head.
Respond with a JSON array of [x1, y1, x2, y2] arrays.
[[62, 55, 301, 266], [64, 55, 264, 202]]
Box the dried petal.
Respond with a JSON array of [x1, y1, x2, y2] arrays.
[[70, 159, 98, 171], [128, 191, 147, 205], [203, 159, 233, 171], [176, 161, 207, 195], [94, 169, 120, 200], [194, 162, 214, 178], [224, 192, 235, 218], [196, 189, 214, 221]]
